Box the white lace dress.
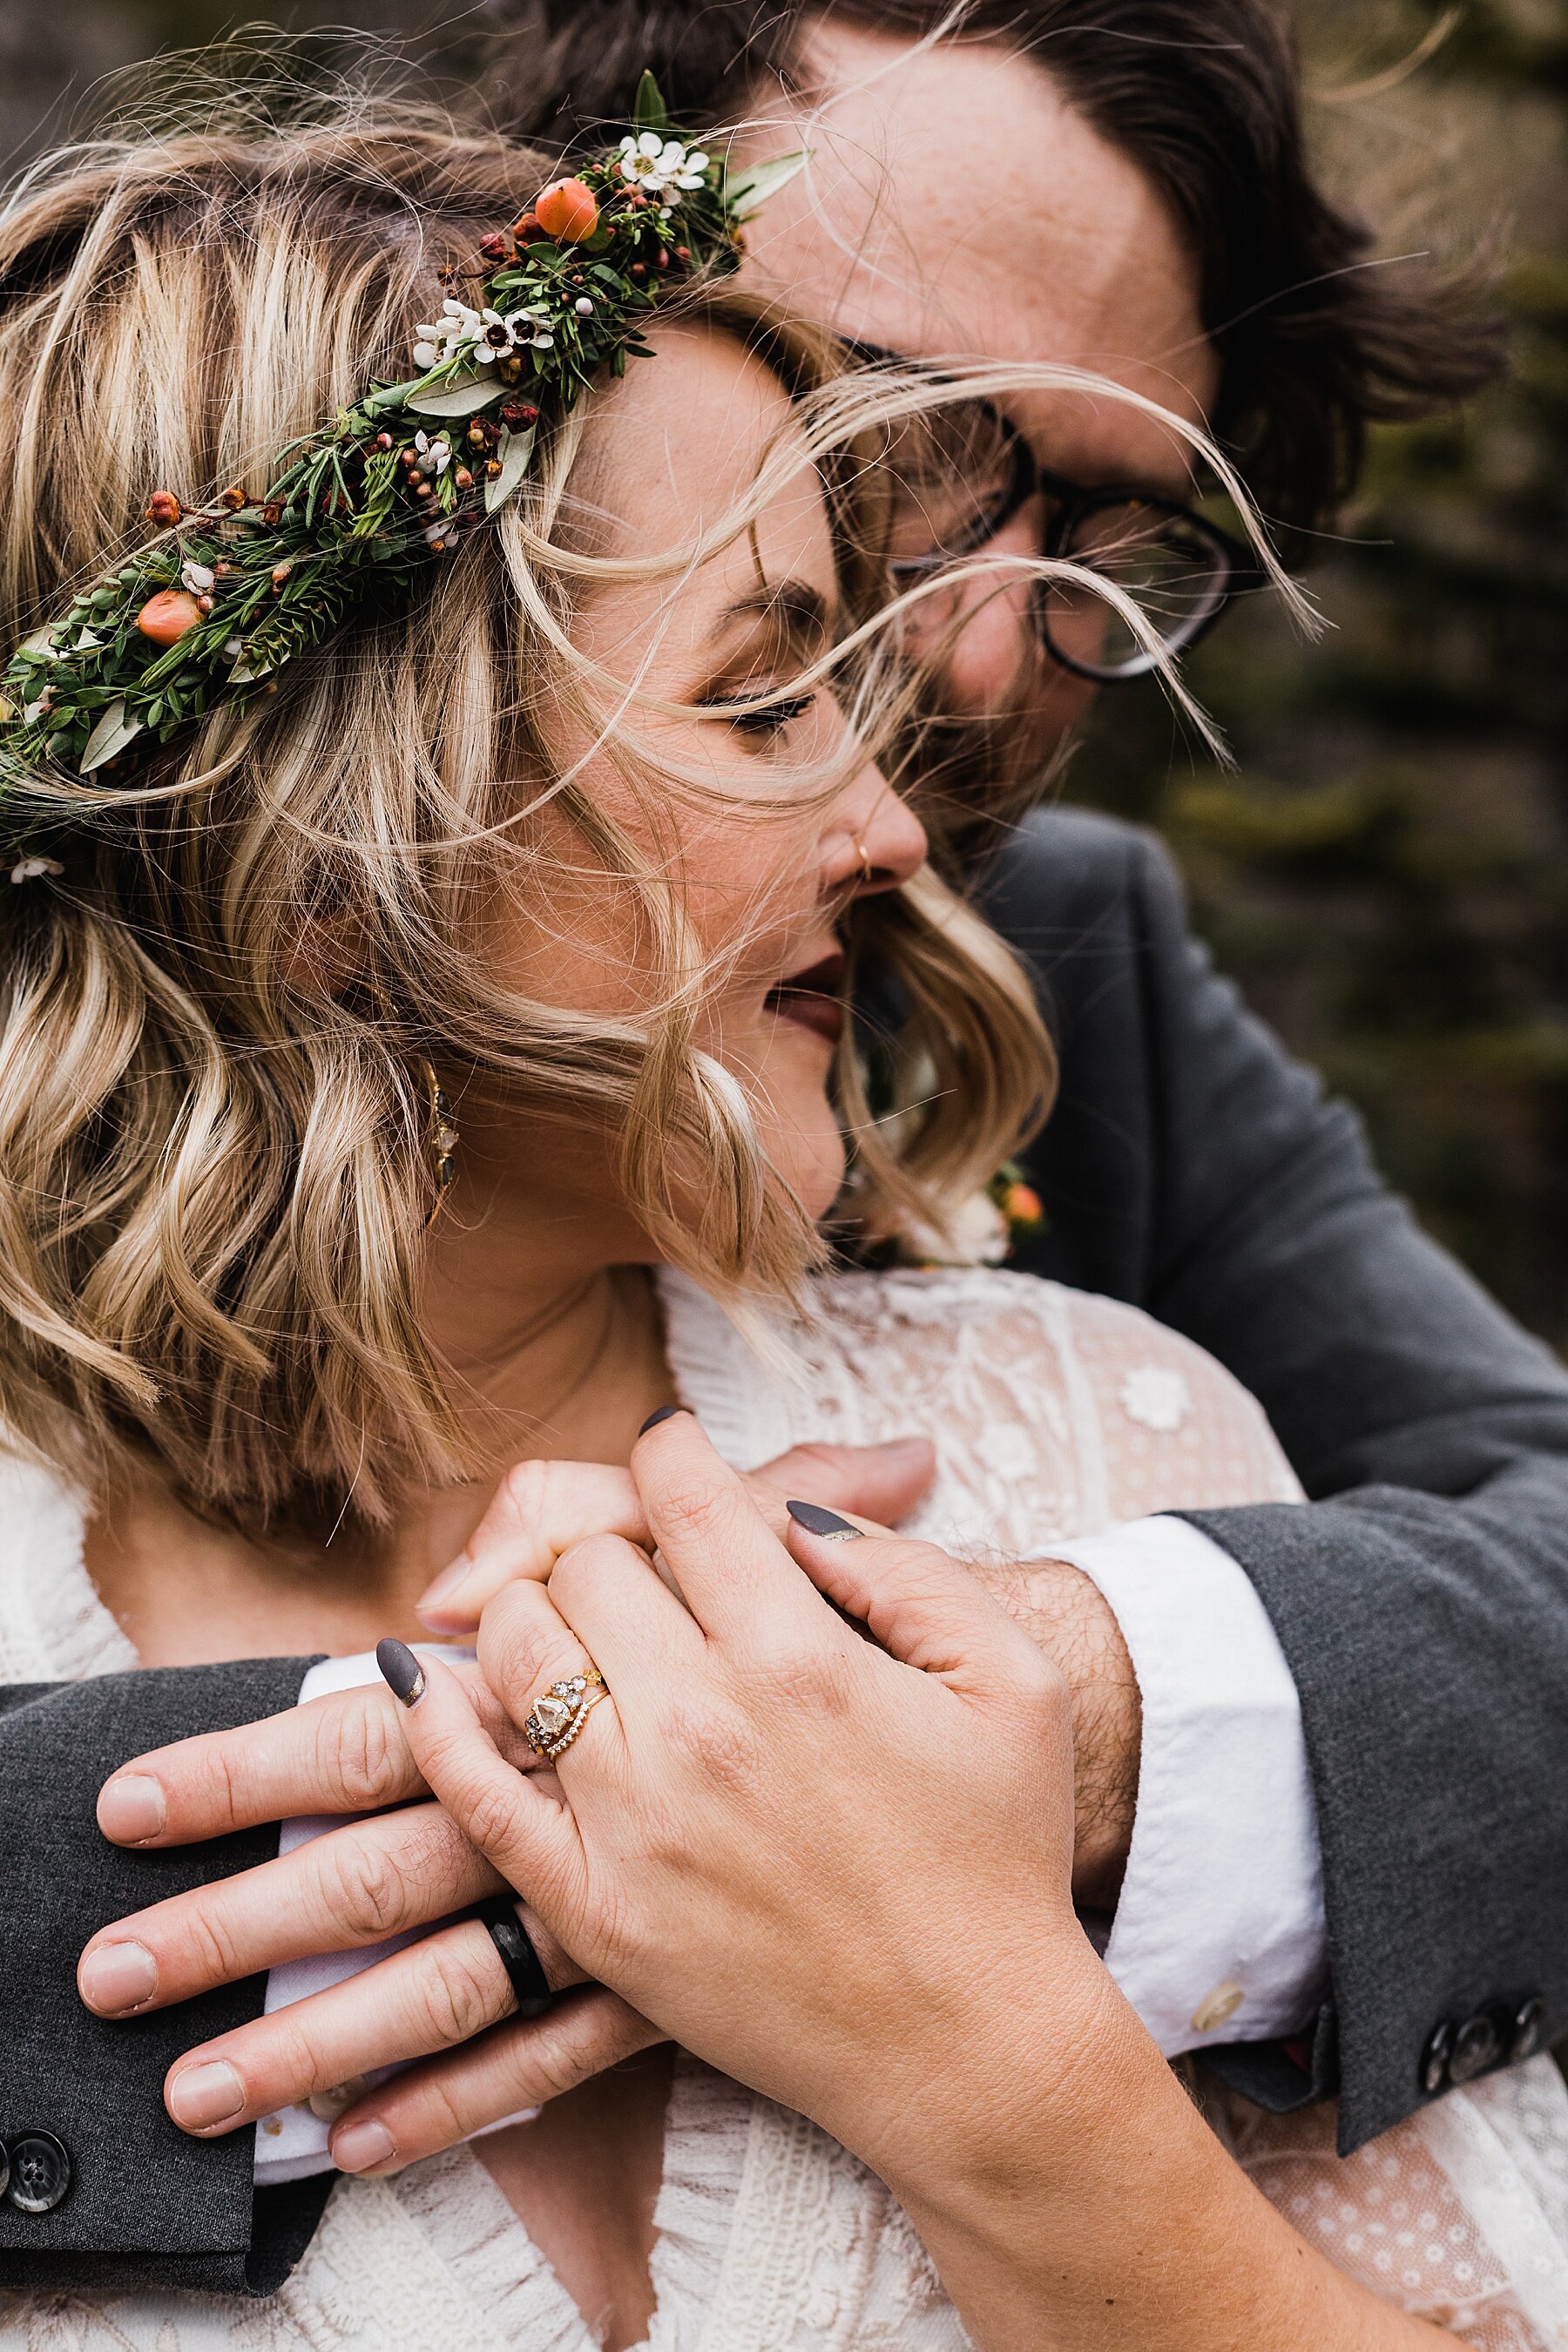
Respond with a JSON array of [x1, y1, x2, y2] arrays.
[[3, 1265, 1568, 2350]]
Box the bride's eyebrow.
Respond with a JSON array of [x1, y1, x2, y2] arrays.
[[713, 580, 835, 664]]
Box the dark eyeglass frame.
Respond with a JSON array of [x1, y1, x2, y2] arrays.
[[847, 341, 1268, 685]]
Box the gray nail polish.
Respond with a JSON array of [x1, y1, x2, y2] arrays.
[[639, 1404, 683, 1435], [375, 1636, 426, 1707], [786, 1499, 863, 1542]]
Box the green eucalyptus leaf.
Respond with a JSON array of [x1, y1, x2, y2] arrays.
[[726, 149, 810, 220], [79, 699, 144, 774], [406, 374, 506, 421], [484, 423, 537, 515], [633, 71, 670, 133]]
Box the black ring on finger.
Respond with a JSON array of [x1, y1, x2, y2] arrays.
[[474, 1894, 553, 2018]]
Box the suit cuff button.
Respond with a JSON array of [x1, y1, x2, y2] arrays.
[[1421, 2020, 1455, 2095], [1449, 2011, 1505, 2085], [4, 2131, 72, 2213], [1510, 1996, 1547, 2065]]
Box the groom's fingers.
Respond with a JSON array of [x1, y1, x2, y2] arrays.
[[160, 1906, 587, 2137], [328, 1989, 665, 2175], [95, 1663, 528, 1848], [79, 1801, 505, 2015]]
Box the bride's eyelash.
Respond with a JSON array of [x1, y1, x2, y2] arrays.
[[701, 691, 816, 740]]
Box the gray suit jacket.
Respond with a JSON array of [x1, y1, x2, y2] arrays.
[[6, 804, 1567, 2291]]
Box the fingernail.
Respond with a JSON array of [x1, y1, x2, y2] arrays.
[[787, 1499, 863, 1542], [331, 2118, 396, 2173], [97, 1773, 166, 1844], [416, 1557, 474, 1627], [79, 1940, 158, 2015], [639, 1404, 683, 1435], [375, 1636, 426, 1707], [167, 2060, 245, 2130]]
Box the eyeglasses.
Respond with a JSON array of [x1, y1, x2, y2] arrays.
[[851, 347, 1267, 684]]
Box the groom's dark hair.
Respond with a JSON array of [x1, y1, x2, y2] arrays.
[[482, 0, 1501, 537]]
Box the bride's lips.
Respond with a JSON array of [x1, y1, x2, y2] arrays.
[[765, 950, 847, 1047]]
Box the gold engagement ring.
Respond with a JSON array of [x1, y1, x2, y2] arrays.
[[524, 1666, 610, 1761]]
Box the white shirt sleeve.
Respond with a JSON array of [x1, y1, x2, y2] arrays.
[[253, 1646, 513, 2186], [1050, 1515, 1329, 2058]]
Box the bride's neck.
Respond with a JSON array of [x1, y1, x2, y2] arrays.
[[87, 1210, 674, 1667]]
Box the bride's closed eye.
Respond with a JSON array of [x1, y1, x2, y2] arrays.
[[696, 683, 818, 741], [723, 691, 817, 740]]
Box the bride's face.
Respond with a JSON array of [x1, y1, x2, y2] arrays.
[[488, 324, 928, 1226]]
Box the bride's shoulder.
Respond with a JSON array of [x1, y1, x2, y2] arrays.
[[796, 1265, 1302, 1532], [660, 1260, 1300, 1530], [800, 1261, 1225, 1393]]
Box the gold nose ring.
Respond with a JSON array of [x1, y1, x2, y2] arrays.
[[853, 837, 874, 886]]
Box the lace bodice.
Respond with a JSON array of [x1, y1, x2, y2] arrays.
[[2, 1265, 1564, 2349]]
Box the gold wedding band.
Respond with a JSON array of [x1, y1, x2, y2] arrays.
[[524, 1666, 610, 1761]]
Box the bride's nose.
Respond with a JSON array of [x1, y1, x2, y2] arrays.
[[821, 771, 927, 896]]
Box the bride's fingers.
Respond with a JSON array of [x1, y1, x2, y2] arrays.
[[783, 1510, 1056, 1691], [468, 1577, 605, 1743], [528, 1532, 704, 1709], [328, 1987, 665, 2175], [416, 1459, 646, 1632], [378, 1645, 586, 1922], [415, 1441, 932, 1635], [161, 1904, 587, 2137], [631, 1413, 826, 1649]]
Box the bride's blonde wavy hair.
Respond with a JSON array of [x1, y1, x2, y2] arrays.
[[0, 77, 1292, 1537]]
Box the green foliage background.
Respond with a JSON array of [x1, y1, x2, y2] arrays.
[[1082, 0, 1568, 1351], [0, 0, 1562, 1342]]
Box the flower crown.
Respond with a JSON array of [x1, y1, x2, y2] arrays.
[[0, 78, 805, 872]]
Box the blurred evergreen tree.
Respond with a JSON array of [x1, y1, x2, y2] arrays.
[[1077, 0, 1568, 1350]]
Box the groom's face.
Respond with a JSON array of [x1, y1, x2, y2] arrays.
[[738, 18, 1220, 762]]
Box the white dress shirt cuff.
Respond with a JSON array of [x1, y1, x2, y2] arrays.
[[252, 1646, 537, 2185], [1051, 1516, 1328, 2059]]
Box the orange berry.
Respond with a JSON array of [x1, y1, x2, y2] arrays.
[[533, 177, 600, 243], [134, 588, 201, 645], [1004, 1182, 1044, 1225]]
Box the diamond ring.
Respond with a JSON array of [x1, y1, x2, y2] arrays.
[[524, 1666, 610, 1761]]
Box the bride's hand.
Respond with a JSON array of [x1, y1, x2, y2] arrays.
[[380, 1409, 1112, 2194], [381, 1414, 1452, 2352], [408, 1429, 932, 1632]]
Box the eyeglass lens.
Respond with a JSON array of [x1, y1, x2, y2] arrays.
[[880, 402, 1234, 681]]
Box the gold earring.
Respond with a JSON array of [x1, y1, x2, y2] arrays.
[[422, 1058, 459, 1231], [368, 983, 458, 1231]]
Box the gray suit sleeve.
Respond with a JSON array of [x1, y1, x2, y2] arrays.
[[988, 808, 1568, 2152], [0, 1661, 329, 2295]]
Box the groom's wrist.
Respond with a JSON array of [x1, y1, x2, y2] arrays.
[[971, 1556, 1141, 1909]]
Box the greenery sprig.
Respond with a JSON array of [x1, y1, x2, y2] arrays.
[[0, 75, 805, 864]]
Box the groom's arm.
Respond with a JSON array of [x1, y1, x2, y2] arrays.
[[988, 806, 1568, 2154], [0, 1662, 329, 2295]]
